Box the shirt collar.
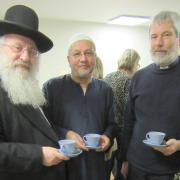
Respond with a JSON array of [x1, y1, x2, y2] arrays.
[[156, 57, 179, 70]]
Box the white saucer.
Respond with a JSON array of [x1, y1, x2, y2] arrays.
[[143, 139, 167, 148], [85, 145, 101, 150], [59, 148, 82, 158]]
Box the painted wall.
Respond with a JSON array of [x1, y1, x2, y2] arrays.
[[37, 19, 151, 86]]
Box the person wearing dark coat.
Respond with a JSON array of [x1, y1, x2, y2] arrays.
[[0, 5, 68, 180], [43, 34, 117, 180]]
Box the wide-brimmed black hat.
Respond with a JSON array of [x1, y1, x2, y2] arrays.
[[0, 5, 53, 53]]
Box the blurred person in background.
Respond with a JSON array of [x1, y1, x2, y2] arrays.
[[104, 49, 140, 180], [92, 56, 104, 79]]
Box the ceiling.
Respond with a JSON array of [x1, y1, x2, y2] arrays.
[[0, 0, 180, 25]]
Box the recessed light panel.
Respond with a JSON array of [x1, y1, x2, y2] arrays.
[[108, 15, 150, 26]]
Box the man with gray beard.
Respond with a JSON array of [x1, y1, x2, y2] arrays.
[[0, 5, 68, 180], [121, 11, 180, 180]]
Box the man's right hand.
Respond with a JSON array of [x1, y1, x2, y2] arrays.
[[42, 147, 69, 167], [66, 130, 88, 151]]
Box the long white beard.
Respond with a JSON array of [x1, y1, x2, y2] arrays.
[[0, 54, 46, 108]]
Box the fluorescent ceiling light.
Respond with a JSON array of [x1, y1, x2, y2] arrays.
[[108, 15, 150, 26]]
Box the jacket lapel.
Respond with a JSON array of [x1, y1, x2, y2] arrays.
[[17, 105, 58, 143]]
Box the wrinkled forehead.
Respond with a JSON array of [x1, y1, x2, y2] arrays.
[[150, 20, 178, 36], [68, 40, 96, 53], [2, 33, 37, 48]]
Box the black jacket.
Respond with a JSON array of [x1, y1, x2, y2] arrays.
[[0, 82, 66, 180]]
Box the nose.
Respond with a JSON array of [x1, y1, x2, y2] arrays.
[[156, 36, 164, 47], [79, 53, 87, 62], [19, 49, 31, 61]]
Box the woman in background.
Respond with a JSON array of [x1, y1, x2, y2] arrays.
[[104, 49, 140, 180], [92, 56, 104, 79]]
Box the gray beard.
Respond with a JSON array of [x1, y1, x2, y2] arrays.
[[151, 44, 179, 67], [0, 54, 46, 108], [76, 67, 94, 79]]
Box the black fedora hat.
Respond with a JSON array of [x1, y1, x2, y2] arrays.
[[0, 5, 53, 53]]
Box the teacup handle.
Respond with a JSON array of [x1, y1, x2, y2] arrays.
[[60, 144, 66, 152], [83, 136, 87, 142], [146, 133, 150, 140]]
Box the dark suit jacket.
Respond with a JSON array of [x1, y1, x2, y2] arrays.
[[0, 82, 66, 180]]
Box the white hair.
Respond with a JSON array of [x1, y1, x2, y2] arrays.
[[67, 33, 96, 54], [0, 50, 46, 108]]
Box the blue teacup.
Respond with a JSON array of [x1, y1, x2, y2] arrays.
[[58, 139, 76, 154], [83, 133, 101, 147], [146, 131, 165, 145]]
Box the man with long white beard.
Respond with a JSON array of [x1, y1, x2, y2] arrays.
[[0, 5, 68, 180], [121, 11, 180, 180]]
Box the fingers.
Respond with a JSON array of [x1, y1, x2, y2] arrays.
[[66, 131, 88, 151], [57, 151, 70, 161], [71, 133, 87, 150], [66, 131, 111, 152], [99, 135, 110, 151], [153, 139, 176, 156], [95, 135, 110, 152], [66, 130, 80, 140], [42, 147, 69, 167]]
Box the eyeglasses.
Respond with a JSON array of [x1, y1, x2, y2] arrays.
[[71, 50, 96, 59], [2, 44, 39, 58]]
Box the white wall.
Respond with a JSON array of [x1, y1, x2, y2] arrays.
[[38, 19, 152, 86]]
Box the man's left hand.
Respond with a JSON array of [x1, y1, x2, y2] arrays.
[[96, 135, 110, 152], [154, 139, 180, 156]]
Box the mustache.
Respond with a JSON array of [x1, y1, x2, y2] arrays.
[[152, 49, 167, 53], [13, 60, 31, 69]]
